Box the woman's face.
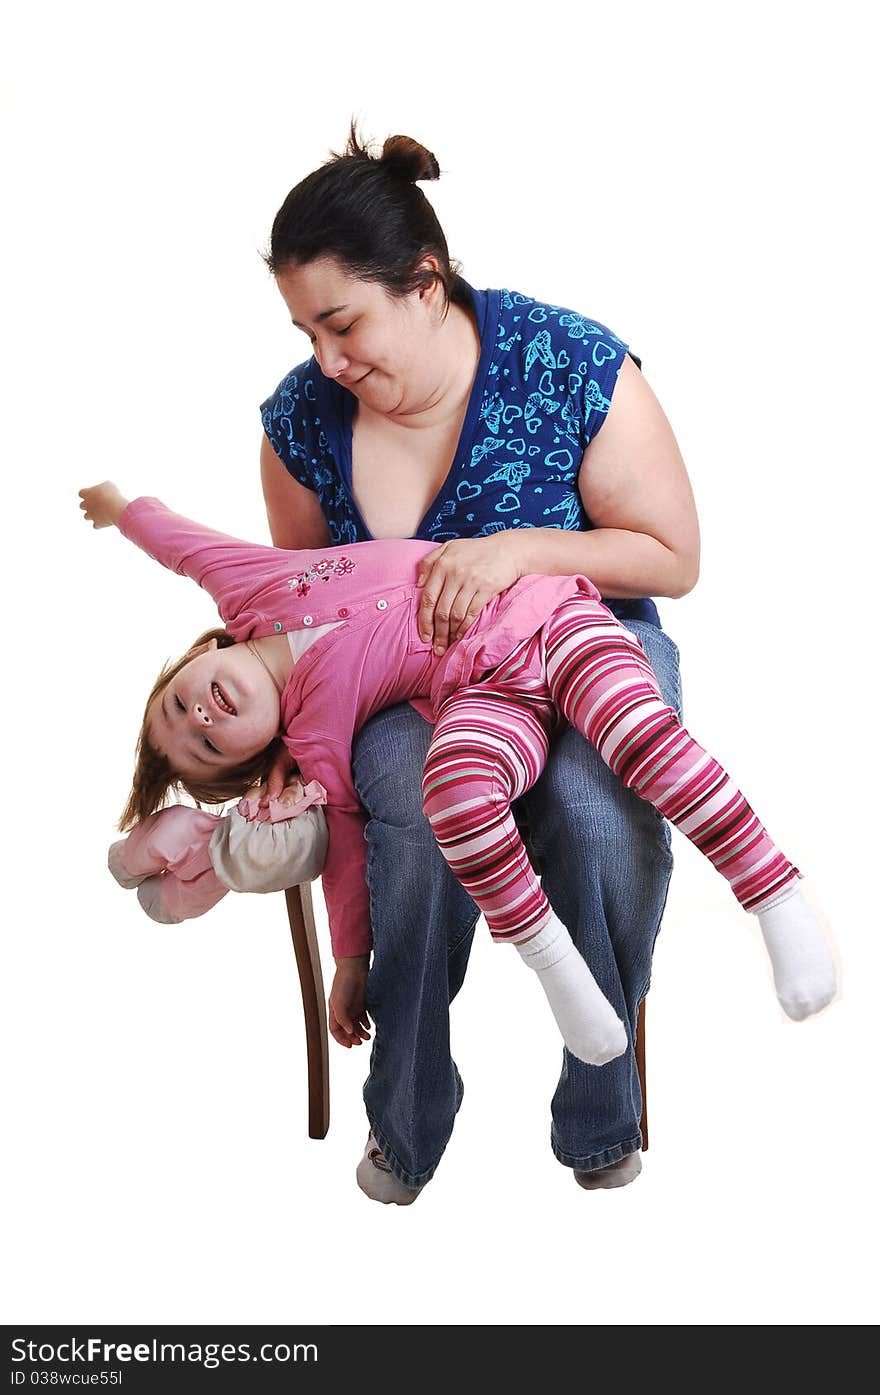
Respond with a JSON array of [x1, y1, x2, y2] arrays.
[[275, 257, 445, 415]]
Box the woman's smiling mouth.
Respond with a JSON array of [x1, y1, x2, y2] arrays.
[[340, 369, 373, 388]]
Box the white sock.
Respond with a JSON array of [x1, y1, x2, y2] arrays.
[[756, 883, 837, 1021], [516, 912, 628, 1065]]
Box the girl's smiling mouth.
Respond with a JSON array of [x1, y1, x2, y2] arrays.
[[211, 681, 237, 716]]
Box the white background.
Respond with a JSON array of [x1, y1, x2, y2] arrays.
[[3, 0, 877, 1327]]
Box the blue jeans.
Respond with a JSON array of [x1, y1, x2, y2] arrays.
[[352, 621, 683, 1188]]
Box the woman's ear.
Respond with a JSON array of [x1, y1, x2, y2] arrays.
[[415, 255, 442, 303]]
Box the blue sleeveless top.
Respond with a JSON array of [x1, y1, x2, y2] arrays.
[[260, 284, 660, 626]]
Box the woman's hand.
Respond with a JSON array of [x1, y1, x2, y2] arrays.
[[328, 955, 371, 1048], [79, 482, 129, 529], [416, 532, 522, 654]]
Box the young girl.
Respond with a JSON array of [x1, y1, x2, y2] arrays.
[[80, 481, 837, 1064]]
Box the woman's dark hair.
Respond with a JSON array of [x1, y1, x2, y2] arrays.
[[262, 122, 469, 314]]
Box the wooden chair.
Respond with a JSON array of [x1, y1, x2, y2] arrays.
[[285, 882, 330, 1139], [283, 879, 648, 1149]]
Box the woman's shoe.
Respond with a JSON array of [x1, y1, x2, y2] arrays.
[[356, 1134, 422, 1205], [574, 1151, 642, 1190]]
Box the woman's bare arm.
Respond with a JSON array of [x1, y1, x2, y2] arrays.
[[512, 355, 700, 598], [260, 432, 332, 550]]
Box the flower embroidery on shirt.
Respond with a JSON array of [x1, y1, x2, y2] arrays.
[[289, 556, 356, 596]]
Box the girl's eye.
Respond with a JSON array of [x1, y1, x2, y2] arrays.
[[175, 695, 185, 712], [204, 737, 219, 754], [336, 323, 354, 337]]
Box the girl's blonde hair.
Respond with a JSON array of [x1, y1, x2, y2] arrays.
[[118, 629, 281, 830]]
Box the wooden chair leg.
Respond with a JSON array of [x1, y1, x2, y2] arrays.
[[284, 883, 330, 1139], [636, 997, 648, 1152]]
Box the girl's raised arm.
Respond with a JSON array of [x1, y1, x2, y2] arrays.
[[79, 485, 297, 636]]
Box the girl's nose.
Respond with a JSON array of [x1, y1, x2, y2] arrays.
[[193, 703, 212, 726]]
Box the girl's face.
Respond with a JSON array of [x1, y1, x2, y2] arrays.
[[275, 256, 446, 416], [147, 640, 281, 782]]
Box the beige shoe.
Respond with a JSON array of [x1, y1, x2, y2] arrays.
[[356, 1134, 422, 1206], [574, 1152, 642, 1190]]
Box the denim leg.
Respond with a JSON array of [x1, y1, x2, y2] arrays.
[[518, 621, 683, 1171], [352, 703, 479, 1189]]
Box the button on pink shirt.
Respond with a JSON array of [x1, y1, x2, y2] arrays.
[[120, 499, 600, 957]]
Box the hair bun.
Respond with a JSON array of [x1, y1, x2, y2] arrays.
[[380, 135, 440, 183]]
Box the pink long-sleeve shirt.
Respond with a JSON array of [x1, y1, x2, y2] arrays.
[[120, 498, 600, 956]]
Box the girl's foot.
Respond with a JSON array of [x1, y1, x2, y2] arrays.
[[516, 913, 628, 1065], [757, 883, 837, 1020], [356, 1134, 422, 1206]]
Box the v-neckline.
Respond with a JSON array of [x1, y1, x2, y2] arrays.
[[333, 284, 499, 543]]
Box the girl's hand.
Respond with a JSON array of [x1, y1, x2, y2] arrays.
[[416, 532, 522, 654], [328, 956, 371, 1048], [256, 746, 299, 806], [79, 482, 129, 529], [275, 776, 305, 806], [252, 772, 304, 806], [242, 770, 304, 824]]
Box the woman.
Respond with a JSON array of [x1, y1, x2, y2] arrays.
[[258, 128, 700, 1202]]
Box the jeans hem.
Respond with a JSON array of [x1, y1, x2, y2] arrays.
[[364, 1072, 465, 1190], [551, 1132, 643, 1172]]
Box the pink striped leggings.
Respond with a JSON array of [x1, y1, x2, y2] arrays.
[[421, 595, 799, 944]]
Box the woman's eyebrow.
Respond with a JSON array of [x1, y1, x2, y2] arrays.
[[291, 304, 350, 327]]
